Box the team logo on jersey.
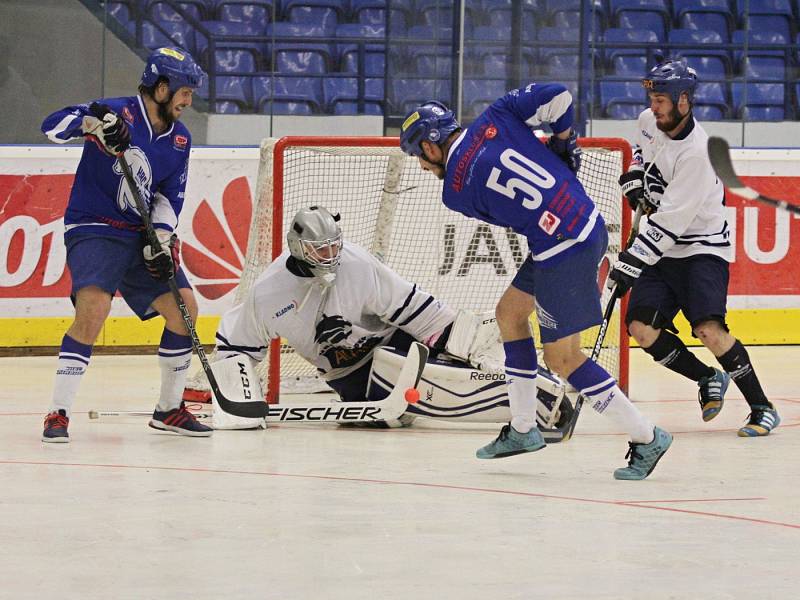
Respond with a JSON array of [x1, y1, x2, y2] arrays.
[[122, 106, 134, 124], [314, 313, 383, 368], [174, 135, 188, 151], [181, 176, 253, 300], [113, 146, 151, 216], [485, 126, 497, 139], [538, 210, 560, 235], [275, 302, 295, 317]]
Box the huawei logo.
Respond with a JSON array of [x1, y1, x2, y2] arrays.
[[182, 176, 252, 300]]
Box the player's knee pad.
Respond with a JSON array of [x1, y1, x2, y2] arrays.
[[209, 355, 267, 430], [625, 305, 678, 334]]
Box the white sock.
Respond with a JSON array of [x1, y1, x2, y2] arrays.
[[585, 382, 654, 444], [50, 335, 93, 416], [157, 330, 192, 412], [508, 375, 539, 433]]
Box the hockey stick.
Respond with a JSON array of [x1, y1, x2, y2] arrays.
[[115, 154, 268, 419], [89, 409, 212, 420], [264, 342, 429, 423], [707, 136, 800, 215], [554, 205, 645, 443]]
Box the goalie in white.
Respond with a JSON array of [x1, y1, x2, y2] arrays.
[[207, 206, 572, 429]]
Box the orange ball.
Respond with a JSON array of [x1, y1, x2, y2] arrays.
[[404, 388, 420, 404]]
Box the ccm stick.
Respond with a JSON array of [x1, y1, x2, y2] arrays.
[[90, 342, 429, 424], [708, 136, 800, 215], [114, 151, 268, 420]]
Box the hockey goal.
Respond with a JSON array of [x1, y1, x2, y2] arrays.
[[212, 135, 631, 402]]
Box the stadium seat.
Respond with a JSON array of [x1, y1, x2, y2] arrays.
[[693, 81, 730, 119], [692, 105, 725, 120], [462, 78, 507, 120], [611, 0, 670, 42], [731, 82, 787, 120], [253, 76, 324, 114], [349, 0, 410, 34], [600, 80, 645, 118], [197, 74, 253, 111], [546, 0, 605, 33], [668, 29, 731, 75], [148, 0, 206, 22], [468, 26, 535, 79], [196, 21, 264, 69], [107, 2, 132, 26], [603, 28, 661, 75], [741, 56, 787, 82], [336, 24, 385, 77], [323, 76, 384, 115], [414, 0, 477, 34], [215, 1, 274, 25], [282, 0, 342, 31], [542, 54, 579, 78], [673, 0, 733, 42], [731, 30, 790, 67], [389, 79, 451, 115], [266, 22, 333, 75], [481, 0, 539, 32], [537, 27, 598, 64], [213, 47, 259, 73], [136, 20, 198, 55]]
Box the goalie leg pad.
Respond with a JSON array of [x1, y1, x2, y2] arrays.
[[210, 355, 267, 430], [444, 310, 504, 373], [371, 349, 567, 426]]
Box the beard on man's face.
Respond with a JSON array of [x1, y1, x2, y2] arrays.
[[157, 94, 176, 125], [655, 104, 687, 132]]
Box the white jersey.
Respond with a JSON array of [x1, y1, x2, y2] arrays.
[[216, 243, 456, 381], [628, 109, 733, 265]]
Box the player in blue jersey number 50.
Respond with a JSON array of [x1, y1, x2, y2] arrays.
[[39, 47, 212, 442], [400, 84, 671, 479]]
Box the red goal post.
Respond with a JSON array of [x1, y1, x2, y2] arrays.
[[241, 136, 631, 403]]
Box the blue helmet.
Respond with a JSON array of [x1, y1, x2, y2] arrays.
[[141, 47, 206, 92], [642, 59, 697, 104], [400, 101, 461, 157]]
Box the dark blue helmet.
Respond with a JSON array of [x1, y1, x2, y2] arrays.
[[400, 101, 461, 157], [141, 47, 206, 92], [642, 59, 697, 104]]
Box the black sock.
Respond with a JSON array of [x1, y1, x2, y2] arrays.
[[716, 340, 770, 408], [643, 330, 716, 382]]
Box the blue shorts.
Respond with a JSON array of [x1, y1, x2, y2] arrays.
[[511, 226, 608, 343], [626, 254, 729, 334], [66, 231, 191, 320]]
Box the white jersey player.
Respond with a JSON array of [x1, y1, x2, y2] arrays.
[[610, 58, 779, 437]]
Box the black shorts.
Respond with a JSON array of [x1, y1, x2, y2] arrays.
[[626, 254, 730, 334]]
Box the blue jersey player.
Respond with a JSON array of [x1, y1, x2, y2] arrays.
[[400, 84, 671, 479], [40, 47, 212, 441]]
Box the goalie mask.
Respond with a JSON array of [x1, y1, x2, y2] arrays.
[[287, 206, 343, 283]]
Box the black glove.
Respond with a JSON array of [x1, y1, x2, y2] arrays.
[[83, 102, 131, 156], [619, 167, 658, 215], [315, 314, 352, 348], [608, 250, 645, 296], [546, 129, 582, 173], [143, 230, 180, 282]]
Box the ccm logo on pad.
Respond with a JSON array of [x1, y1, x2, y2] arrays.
[[538, 210, 560, 235]]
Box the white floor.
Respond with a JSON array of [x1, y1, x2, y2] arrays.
[[1, 347, 798, 600]]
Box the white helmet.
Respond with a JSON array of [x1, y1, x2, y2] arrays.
[[287, 206, 343, 282]]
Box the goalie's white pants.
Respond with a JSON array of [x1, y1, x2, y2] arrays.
[[370, 348, 567, 427]]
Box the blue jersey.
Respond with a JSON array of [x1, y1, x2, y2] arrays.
[[442, 83, 603, 264], [41, 95, 192, 238]]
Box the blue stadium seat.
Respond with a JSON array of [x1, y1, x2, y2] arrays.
[[282, 0, 342, 31], [136, 20, 198, 55], [253, 76, 324, 114], [266, 22, 333, 74], [542, 54, 579, 78], [692, 105, 725, 120], [611, 0, 669, 41], [196, 21, 264, 69], [481, 0, 539, 31], [148, 0, 207, 22], [462, 79, 507, 119], [603, 28, 661, 75], [389, 79, 451, 115], [336, 24, 385, 77], [468, 26, 535, 78], [197, 74, 253, 111], [668, 29, 731, 75], [731, 82, 786, 120], [731, 30, 789, 66], [600, 80, 644, 118], [323, 76, 384, 115], [107, 2, 132, 26], [693, 81, 729, 118], [415, 0, 477, 34], [213, 48, 259, 73], [673, 0, 733, 42], [741, 56, 787, 82], [537, 27, 579, 60], [215, 1, 274, 24], [349, 0, 410, 34], [547, 0, 605, 33]]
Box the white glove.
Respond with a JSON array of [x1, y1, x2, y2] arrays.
[[445, 310, 505, 374]]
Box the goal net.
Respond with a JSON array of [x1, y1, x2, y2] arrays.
[[192, 136, 631, 402]]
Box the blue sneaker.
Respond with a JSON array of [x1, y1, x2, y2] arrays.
[[697, 368, 730, 422], [149, 402, 213, 437], [614, 427, 672, 480], [476, 424, 546, 459], [42, 409, 69, 443], [738, 405, 780, 437]]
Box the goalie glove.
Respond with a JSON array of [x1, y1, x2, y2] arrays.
[[546, 129, 581, 173], [143, 229, 181, 282], [608, 250, 645, 296], [82, 103, 131, 157], [444, 310, 505, 374]]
